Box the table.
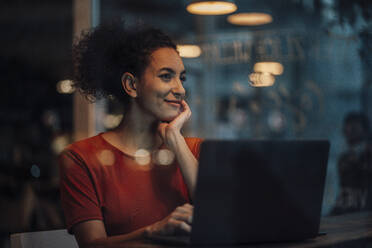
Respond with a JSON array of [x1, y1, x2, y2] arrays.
[[121, 211, 372, 248]]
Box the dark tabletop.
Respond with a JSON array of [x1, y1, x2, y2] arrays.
[[119, 211, 372, 248]]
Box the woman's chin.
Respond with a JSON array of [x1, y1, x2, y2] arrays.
[[160, 113, 178, 122]]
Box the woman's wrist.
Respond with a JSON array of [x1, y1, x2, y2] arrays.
[[165, 128, 184, 152]]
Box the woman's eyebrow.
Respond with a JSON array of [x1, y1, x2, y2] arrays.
[[159, 67, 186, 74], [159, 68, 175, 73]]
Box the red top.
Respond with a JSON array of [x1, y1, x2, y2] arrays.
[[59, 133, 202, 236]]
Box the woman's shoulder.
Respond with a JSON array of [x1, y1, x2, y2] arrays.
[[60, 133, 112, 165], [59, 133, 113, 172], [64, 133, 105, 154]]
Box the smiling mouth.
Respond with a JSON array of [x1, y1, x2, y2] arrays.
[[164, 99, 181, 107]]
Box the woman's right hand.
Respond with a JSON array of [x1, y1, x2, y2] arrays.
[[144, 203, 193, 237]]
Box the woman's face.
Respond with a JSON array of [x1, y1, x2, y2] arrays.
[[136, 47, 186, 122]]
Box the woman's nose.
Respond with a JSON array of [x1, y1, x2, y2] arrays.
[[172, 79, 186, 99]]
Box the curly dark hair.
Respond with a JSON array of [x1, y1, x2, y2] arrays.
[[72, 20, 177, 106]]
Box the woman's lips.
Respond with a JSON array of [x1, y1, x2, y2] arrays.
[[164, 99, 181, 108]]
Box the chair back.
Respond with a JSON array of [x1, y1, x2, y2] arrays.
[[10, 229, 78, 248]]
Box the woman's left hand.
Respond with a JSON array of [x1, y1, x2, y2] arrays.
[[158, 100, 198, 199], [158, 100, 191, 150]]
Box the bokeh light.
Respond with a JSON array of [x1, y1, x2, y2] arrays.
[[103, 114, 123, 129], [30, 164, 41, 178], [254, 62, 284, 75], [97, 150, 115, 166], [177, 45, 202, 58], [186, 1, 237, 15], [249, 72, 275, 87], [153, 149, 175, 166], [227, 13, 273, 26], [134, 149, 151, 165], [51, 135, 69, 154], [267, 111, 285, 132], [56, 80, 75, 94]]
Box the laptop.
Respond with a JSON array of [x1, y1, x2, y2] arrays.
[[148, 140, 330, 245]]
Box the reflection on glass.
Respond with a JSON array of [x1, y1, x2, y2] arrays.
[[254, 62, 284, 75], [249, 72, 275, 87], [186, 0, 237, 15], [227, 13, 273, 26], [177, 45, 202, 58], [56, 80, 75, 94]]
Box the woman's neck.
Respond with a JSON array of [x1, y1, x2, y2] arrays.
[[104, 104, 162, 155]]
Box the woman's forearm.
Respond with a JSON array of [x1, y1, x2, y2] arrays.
[[76, 207, 193, 248], [167, 131, 198, 200], [75, 223, 148, 248]]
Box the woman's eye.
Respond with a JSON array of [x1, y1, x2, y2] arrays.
[[159, 74, 172, 81], [180, 76, 187, 83]]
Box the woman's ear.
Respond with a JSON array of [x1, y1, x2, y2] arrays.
[[121, 72, 138, 98]]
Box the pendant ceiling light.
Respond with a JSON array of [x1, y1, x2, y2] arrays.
[[177, 44, 202, 58], [186, 0, 237, 15], [227, 12, 273, 26], [248, 62, 284, 87], [254, 62, 283, 75]]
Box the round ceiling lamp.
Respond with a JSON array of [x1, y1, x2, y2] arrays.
[[177, 44, 202, 58], [186, 0, 237, 15], [227, 12, 273, 26]]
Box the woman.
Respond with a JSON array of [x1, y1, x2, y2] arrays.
[[59, 21, 203, 247]]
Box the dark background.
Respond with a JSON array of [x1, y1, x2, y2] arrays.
[[0, 0, 371, 247]]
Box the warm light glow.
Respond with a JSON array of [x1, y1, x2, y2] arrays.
[[267, 110, 285, 132], [56, 80, 75, 94], [232, 82, 248, 94], [97, 150, 115, 166], [51, 135, 69, 154], [227, 13, 273, 26], [103, 114, 123, 129], [249, 72, 275, 87], [135, 149, 151, 165], [177, 45, 202, 58], [153, 149, 175, 166], [187, 1, 237, 15], [254, 62, 284, 75]]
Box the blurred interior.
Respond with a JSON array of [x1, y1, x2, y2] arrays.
[[0, 0, 371, 247]]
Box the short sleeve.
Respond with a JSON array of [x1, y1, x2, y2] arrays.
[[192, 138, 203, 160], [59, 149, 103, 233], [185, 137, 203, 160]]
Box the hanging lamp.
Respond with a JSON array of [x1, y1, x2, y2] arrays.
[[227, 12, 273, 26], [186, 0, 237, 15]]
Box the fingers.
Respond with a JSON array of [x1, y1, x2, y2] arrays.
[[173, 204, 193, 225], [177, 220, 192, 234], [168, 218, 192, 234], [146, 204, 194, 237], [157, 101, 191, 144], [180, 100, 190, 112], [151, 219, 191, 236], [170, 212, 192, 225], [183, 203, 194, 209], [175, 203, 193, 214], [157, 122, 167, 139], [170, 100, 191, 129]]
